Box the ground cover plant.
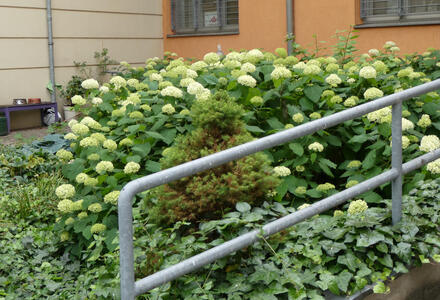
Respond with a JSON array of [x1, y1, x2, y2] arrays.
[[2, 37, 440, 299]]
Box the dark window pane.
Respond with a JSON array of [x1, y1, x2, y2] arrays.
[[226, 0, 239, 25], [407, 0, 440, 13]]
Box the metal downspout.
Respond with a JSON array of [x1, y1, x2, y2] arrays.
[[286, 0, 294, 55], [46, 0, 56, 103]]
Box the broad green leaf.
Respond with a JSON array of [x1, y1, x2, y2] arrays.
[[289, 143, 304, 156], [267, 117, 284, 130], [236, 202, 251, 213], [349, 134, 368, 144], [335, 270, 353, 293], [145, 160, 161, 173], [304, 86, 324, 103], [356, 231, 385, 247], [245, 125, 265, 133], [362, 150, 376, 169]]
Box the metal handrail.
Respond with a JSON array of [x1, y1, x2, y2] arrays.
[[118, 79, 440, 299]]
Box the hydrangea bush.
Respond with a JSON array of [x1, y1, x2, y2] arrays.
[[54, 41, 440, 258]]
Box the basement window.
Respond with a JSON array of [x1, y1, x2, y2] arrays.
[[358, 0, 440, 27], [170, 0, 239, 36]]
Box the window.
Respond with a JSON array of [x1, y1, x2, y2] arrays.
[[171, 0, 239, 35], [360, 0, 440, 26]]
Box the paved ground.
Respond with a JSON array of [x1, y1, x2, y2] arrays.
[[0, 127, 50, 145]]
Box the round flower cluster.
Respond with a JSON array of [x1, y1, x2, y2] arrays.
[[420, 135, 440, 152], [343, 96, 358, 107], [397, 67, 413, 78], [295, 186, 307, 194], [64, 133, 78, 140], [364, 87, 384, 100], [330, 96, 343, 104], [75, 173, 89, 184], [129, 111, 144, 119], [244, 49, 264, 63], [224, 59, 241, 69], [426, 158, 440, 174], [347, 78, 356, 84], [99, 86, 109, 93], [162, 104, 176, 115], [57, 199, 74, 213], [71, 95, 86, 105], [401, 136, 410, 149], [84, 177, 98, 186], [65, 217, 75, 225], [149, 73, 163, 82], [104, 191, 120, 205], [190, 61, 208, 71], [296, 165, 305, 172], [103, 139, 117, 151], [372, 61, 388, 73], [55, 184, 75, 199], [347, 160, 362, 169], [127, 78, 139, 87], [322, 90, 335, 98], [237, 75, 257, 88], [250, 96, 264, 106], [241, 62, 256, 73], [88, 203, 103, 213], [384, 41, 396, 48], [80, 117, 101, 130], [308, 142, 324, 152], [345, 180, 359, 188], [119, 138, 133, 147], [303, 65, 321, 75], [367, 106, 391, 123], [273, 166, 291, 177], [81, 78, 99, 89], [88, 153, 100, 161], [78, 212, 88, 219], [325, 63, 339, 73], [110, 76, 127, 89], [90, 133, 105, 143], [92, 97, 103, 105], [271, 66, 292, 80], [333, 210, 344, 217], [187, 82, 204, 95], [316, 183, 335, 192], [90, 223, 106, 234], [80, 137, 99, 148], [293, 62, 306, 70], [368, 48, 380, 56], [298, 203, 310, 210], [160, 86, 183, 98], [180, 77, 195, 87], [203, 52, 220, 64], [56, 149, 73, 161], [140, 104, 152, 112], [402, 118, 415, 131], [359, 66, 377, 79], [347, 199, 368, 215], [124, 161, 141, 174], [325, 74, 342, 86], [417, 114, 431, 128], [60, 232, 69, 242], [292, 113, 304, 123], [309, 112, 321, 119], [180, 109, 190, 115], [95, 161, 114, 174]]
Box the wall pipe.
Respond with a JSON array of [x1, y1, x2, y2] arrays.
[[286, 0, 293, 55], [46, 0, 56, 103]]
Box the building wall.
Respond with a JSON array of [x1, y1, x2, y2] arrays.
[[163, 0, 440, 60], [162, 0, 288, 60], [293, 0, 440, 56], [0, 0, 163, 130]]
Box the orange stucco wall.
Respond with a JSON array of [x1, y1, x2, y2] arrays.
[[162, 0, 288, 59], [294, 0, 440, 56], [162, 0, 440, 59]]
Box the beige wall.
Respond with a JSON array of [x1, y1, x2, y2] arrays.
[[0, 0, 163, 130]]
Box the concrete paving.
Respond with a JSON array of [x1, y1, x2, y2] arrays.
[[0, 127, 50, 145]]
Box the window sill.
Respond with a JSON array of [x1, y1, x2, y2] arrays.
[[167, 31, 239, 38], [355, 20, 440, 29]]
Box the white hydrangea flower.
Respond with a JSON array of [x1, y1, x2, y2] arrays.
[[384, 41, 396, 48], [359, 66, 377, 79], [187, 82, 205, 95], [127, 78, 139, 87], [250, 96, 264, 106], [368, 49, 380, 56], [420, 135, 440, 152], [347, 78, 356, 84], [90, 223, 106, 233], [303, 65, 321, 75], [104, 191, 120, 205], [160, 86, 183, 98], [316, 183, 335, 192], [109, 76, 127, 89], [225, 51, 242, 61], [273, 166, 291, 177], [325, 74, 342, 86], [271, 66, 292, 80], [203, 52, 220, 64], [57, 199, 74, 213], [95, 161, 114, 174], [372, 61, 388, 73], [367, 106, 392, 123], [103, 139, 117, 151], [92, 97, 103, 105], [298, 203, 311, 210], [363, 87, 384, 100], [81, 78, 99, 89], [149, 73, 163, 82], [308, 142, 324, 152], [244, 49, 264, 63], [190, 61, 208, 71], [80, 137, 99, 148], [426, 158, 440, 174], [237, 75, 257, 88], [71, 95, 86, 105], [347, 199, 368, 214], [162, 104, 176, 114], [293, 62, 307, 69], [186, 69, 198, 78], [417, 114, 431, 128], [55, 184, 75, 199], [241, 62, 256, 73], [56, 149, 73, 161], [64, 133, 78, 140], [70, 124, 89, 136], [402, 118, 414, 131], [124, 162, 141, 174], [75, 173, 89, 184], [88, 203, 103, 213], [195, 89, 211, 101], [292, 113, 304, 123], [390, 46, 400, 52], [99, 86, 109, 93]]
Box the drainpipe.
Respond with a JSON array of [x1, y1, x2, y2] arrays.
[[46, 0, 56, 103], [286, 0, 294, 55]]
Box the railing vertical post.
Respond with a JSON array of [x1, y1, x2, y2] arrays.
[[391, 102, 403, 225], [119, 189, 136, 300]]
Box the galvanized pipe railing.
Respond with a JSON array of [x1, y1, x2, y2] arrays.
[[118, 79, 440, 299]]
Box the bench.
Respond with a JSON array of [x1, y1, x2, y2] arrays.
[[0, 102, 59, 134]]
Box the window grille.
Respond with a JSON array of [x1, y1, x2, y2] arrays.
[[360, 0, 440, 24], [171, 0, 239, 34]]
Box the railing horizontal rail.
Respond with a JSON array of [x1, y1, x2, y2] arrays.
[[118, 79, 440, 299]]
